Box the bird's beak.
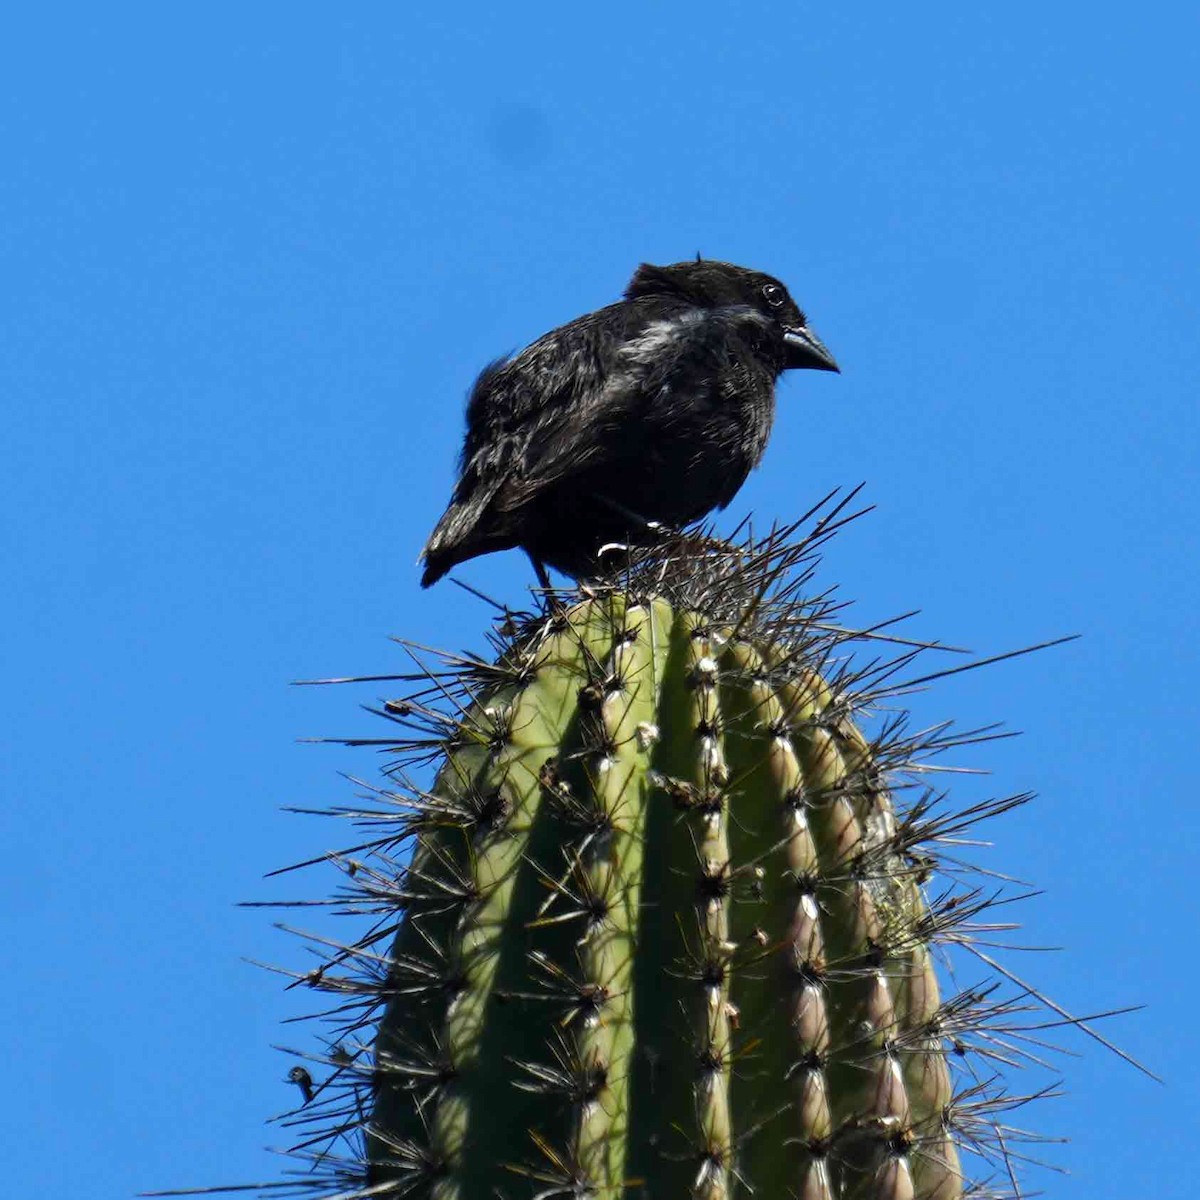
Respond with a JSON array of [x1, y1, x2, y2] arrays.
[[783, 327, 839, 373]]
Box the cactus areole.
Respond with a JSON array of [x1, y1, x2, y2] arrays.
[[207, 508, 1093, 1200]]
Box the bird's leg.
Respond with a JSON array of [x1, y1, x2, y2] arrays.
[[528, 553, 553, 594], [527, 554, 568, 620]]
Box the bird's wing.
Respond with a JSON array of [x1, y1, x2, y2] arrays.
[[459, 305, 640, 465], [424, 302, 766, 571], [422, 305, 636, 565], [445, 303, 653, 511], [491, 306, 766, 510]]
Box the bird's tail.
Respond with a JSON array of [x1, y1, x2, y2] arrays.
[[419, 548, 455, 589]]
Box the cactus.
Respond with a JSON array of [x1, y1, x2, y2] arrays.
[[161, 501, 1129, 1200], [356, 531, 985, 1200]]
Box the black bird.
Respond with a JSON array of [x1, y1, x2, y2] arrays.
[[420, 259, 838, 587]]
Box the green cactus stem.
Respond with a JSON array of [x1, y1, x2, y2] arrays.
[[164, 501, 1126, 1200], [360, 575, 971, 1200]]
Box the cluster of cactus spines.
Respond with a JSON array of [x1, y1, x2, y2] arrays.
[[171, 494, 1124, 1200]]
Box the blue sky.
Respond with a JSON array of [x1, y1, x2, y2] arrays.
[[2, 4, 1197, 1197]]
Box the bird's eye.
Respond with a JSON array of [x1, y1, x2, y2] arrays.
[[762, 284, 786, 307]]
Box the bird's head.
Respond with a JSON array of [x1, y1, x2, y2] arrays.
[[625, 259, 839, 374]]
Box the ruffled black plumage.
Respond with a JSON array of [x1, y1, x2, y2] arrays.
[[420, 259, 838, 586]]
